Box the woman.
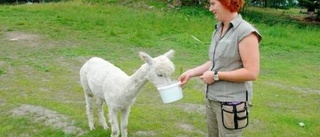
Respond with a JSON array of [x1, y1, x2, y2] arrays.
[[179, 0, 262, 136]]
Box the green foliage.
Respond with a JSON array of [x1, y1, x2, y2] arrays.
[[0, 0, 62, 4], [0, 1, 319, 137], [250, 0, 298, 9], [242, 7, 320, 27]]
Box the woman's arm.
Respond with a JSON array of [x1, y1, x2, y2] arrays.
[[218, 32, 260, 82], [179, 61, 212, 86]]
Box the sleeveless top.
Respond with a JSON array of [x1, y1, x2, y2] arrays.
[[206, 14, 262, 102]]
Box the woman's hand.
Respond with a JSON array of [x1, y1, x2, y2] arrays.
[[179, 61, 213, 87], [200, 71, 215, 84], [179, 71, 191, 87]]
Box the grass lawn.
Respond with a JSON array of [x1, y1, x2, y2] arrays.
[[0, 1, 319, 136]]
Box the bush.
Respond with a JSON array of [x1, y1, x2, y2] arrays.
[[0, 0, 61, 4]]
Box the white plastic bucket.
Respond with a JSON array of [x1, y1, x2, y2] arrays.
[[157, 82, 183, 103]]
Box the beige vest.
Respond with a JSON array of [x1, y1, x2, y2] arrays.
[[207, 14, 262, 102]]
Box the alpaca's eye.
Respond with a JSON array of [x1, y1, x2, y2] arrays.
[[157, 73, 163, 77]]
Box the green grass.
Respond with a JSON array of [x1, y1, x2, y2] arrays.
[[0, 1, 319, 136]]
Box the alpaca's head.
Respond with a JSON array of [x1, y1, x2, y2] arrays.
[[139, 50, 175, 87]]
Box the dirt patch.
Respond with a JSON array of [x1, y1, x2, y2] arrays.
[[176, 123, 205, 136], [132, 131, 156, 136], [11, 104, 85, 136], [181, 103, 205, 115], [4, 31, 41, 47], [0, 99, 6, 106], [177, 123, 195, 131], [5, 31, 40, 41]]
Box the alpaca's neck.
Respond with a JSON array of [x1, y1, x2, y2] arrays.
[[125, 64, 149, 98]]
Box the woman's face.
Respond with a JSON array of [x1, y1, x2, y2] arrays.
[[209, 0, 229, 21]]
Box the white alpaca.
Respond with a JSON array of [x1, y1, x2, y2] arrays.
[[79, 50, 175, 137]]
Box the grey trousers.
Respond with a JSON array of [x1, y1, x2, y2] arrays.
[[206, 99, 243, 137]]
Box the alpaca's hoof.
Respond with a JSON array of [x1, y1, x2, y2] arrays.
[[111, 132, 119, 137], [89, 126, 96, 130], [103, 125, 109, 130]]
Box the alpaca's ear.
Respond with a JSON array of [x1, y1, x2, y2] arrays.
[[164, 49, 175, 59], [139, 52, 153, 65]]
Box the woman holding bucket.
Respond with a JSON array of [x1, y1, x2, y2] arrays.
[[179, 0, 261, 136]]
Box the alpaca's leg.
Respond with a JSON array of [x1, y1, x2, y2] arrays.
[[80, 72, 95, 130], [120, 107, 131, 137], [108, 108, 120, 137], [85, 94, 95, 130], [96, 98, 109, 130]]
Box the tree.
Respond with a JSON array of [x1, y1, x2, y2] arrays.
[[298, 0, 320, 21], [250, 0, 297, 9]]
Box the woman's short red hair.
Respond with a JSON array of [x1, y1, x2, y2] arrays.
[[218, 0, 245, 12]]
